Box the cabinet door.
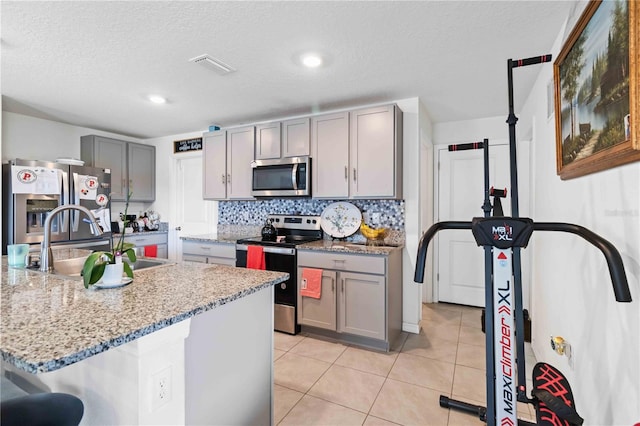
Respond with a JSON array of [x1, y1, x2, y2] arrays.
[[227, 126, 255, 200], [350, 105, 396, 198], [297, 268, 337, 331], [183, 254, 208, 263], [157, 244, 168, 259], [311, 112, 349, 198], [128, 143, 155, 201], [83, 136, 128, 201], [282, 118, 310, 157], [338, 271, 386, 340], [255, 122, 281, 160], [203, 132, 227, 200]]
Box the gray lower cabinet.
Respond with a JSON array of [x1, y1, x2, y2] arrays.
[[182, 240, 236, 266], [297, 249, 402, 350], [122, 233, 168, 259]]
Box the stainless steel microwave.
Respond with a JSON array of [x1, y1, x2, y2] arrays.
[[251, 156, 311, 197]]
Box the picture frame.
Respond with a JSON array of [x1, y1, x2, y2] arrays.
[[554, 0, 639, 180]]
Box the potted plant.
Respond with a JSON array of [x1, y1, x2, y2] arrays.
[[82, 192, 137, 288]]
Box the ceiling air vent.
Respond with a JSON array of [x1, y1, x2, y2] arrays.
[[189, 54, 236, 75]]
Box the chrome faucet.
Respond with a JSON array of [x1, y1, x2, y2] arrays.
[[40, 205, 104, 272]]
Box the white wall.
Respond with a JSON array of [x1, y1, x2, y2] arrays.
[[1, 112, 153, 215], [1, 111, 143, 163], [397, 97, 423, 333], [518, 9, 639, 424]]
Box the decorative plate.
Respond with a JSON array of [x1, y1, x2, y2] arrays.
[[320, 202, 362, 238], [94, 277, 133, 289]]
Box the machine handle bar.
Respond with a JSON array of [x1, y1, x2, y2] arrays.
[[448, 141, 484, 152], [509, 55, 552, 68], [414, 220, 631, 302]]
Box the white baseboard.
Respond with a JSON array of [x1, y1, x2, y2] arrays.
[[402, 322, 421, 334]]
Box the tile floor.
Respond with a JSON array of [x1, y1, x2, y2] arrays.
[[274, 303, 538, 425]]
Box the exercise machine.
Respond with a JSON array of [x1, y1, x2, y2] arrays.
[[413, 56, 632, 426]]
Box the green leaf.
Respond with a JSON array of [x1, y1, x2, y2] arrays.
[[123, 248, 137, 263], [82, 252, 106, 288], [123, 262, 133, 278]]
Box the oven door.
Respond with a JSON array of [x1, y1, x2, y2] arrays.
[[251, 157, 310, 197], [236, 244, 299, 334]]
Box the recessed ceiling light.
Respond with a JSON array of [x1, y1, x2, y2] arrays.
[[148, 95, 166, 104], [301, 53, 323, 68]]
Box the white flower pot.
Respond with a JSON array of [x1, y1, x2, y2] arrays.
[[102, 262, 124, 284]]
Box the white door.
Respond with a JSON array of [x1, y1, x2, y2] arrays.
[[437, 143, 511, 307], [171, 155, 216, 260]]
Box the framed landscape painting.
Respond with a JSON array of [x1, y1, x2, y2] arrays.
[[554, 0, 639, 179]]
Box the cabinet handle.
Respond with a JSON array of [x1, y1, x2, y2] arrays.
[[175, 226, 182, 231], [353, 168, 357, 181], [344, 166, 348, 180], [200, 246, 212, 250], [221, 174, 226, 184], [341, 278, 345, 293], [227, 173, 231, 184], [331, 278, 335, 292], [122, 178, 126, 189]]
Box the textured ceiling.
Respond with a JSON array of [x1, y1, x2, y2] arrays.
[[1, 1, 578, 139]]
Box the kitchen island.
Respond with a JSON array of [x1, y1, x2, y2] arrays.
[[1, 257, 288, 425]]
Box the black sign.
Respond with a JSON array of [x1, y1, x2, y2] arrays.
[[174, 137, 203, 153]]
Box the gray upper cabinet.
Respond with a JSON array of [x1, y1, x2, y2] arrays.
[[127, 143, 155, 201], [349, 104, 402, 199], [203, 131, 227, 199], [282, 117, 310, 157], [312, 104, 402, 200], [255, 118, 310, 160], [203, 127, 255, 200], [81, 135, 155, 202], [311, 112, 350, 199], [255, 122, 281, 160]]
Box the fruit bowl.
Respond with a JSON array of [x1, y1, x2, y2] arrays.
[[360, 222, 389, 246]]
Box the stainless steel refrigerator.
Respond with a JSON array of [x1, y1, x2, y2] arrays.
[[2, 159, 112, 253]]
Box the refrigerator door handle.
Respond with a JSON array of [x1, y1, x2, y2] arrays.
[[71, 172, 81, 232], [60, 168, 69, 233]]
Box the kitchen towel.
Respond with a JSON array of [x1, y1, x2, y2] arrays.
[[144, 245, 157, 258], [300, 268, 323, 299], [247, 245, 265, 270]]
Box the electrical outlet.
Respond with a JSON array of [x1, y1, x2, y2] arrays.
[[151, 366, 172, 410]]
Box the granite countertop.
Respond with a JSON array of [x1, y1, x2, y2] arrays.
[[0, 257, 288, 374], [180, 234, 404, 255], [113, 229, 169, 236], [180, 233, 255, 244], [298, 240, 403, 255]]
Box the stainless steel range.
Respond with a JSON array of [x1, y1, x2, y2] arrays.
[[236, 214, 322, 334]]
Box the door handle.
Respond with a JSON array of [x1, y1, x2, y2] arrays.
[[292, 163, 299, 190]]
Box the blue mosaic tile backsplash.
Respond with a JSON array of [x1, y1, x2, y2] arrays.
[[219, 199, 405, 230]]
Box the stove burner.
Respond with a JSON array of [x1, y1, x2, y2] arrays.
[[237, 214, 323, 247]]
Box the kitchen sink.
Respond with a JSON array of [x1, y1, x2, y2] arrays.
[[30, 256, 175, 279]]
